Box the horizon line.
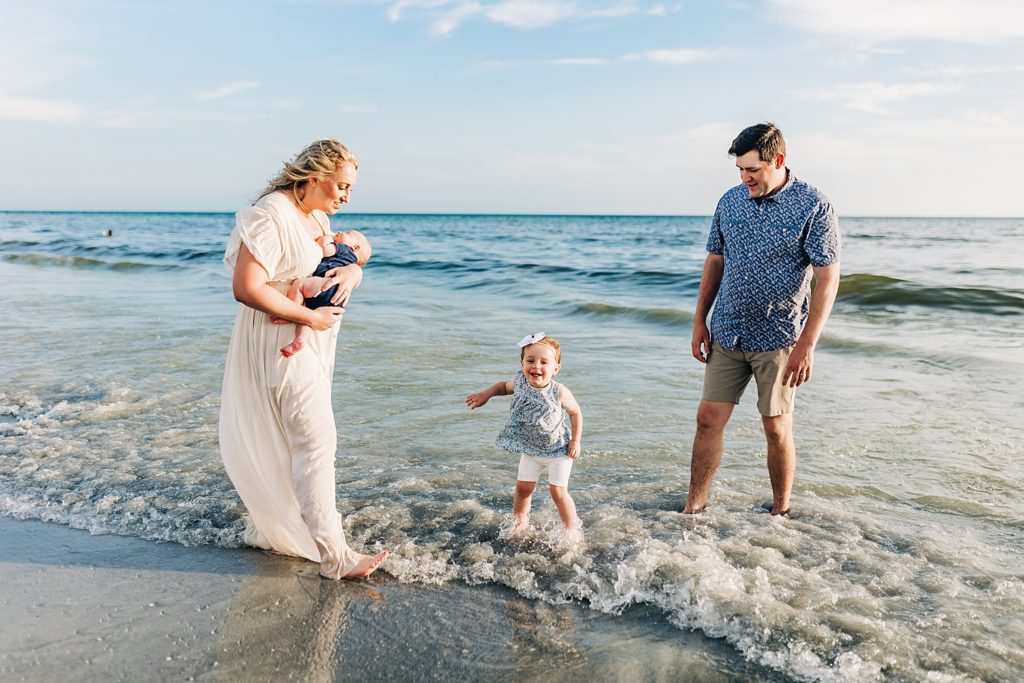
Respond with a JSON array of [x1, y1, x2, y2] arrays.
[[2, 209, 1022, 220]]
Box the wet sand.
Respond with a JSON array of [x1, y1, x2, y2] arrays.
[[0, 516, 782, 682]]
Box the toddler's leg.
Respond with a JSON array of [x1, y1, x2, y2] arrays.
[[513, 481, 536, 532], [547, 457, 579, 530], [280, 277, 327, 357], [548, 484, 580, 530]]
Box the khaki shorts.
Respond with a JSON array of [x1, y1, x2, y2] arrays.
[[702, 342, 796, 416]]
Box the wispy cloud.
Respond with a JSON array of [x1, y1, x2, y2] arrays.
[[193, 80, 260, 100], [904, 64, 1024, 78], [341, 102, 378, 114], [484, 0, 579, 29], [387, 0, 673, 36], [647, 3, 682, 16], [801, 81, 961, 115], [547, 57, 607, 65], [0, 95, 81, 123], [100, 109, 257, 128], [769, 0, 1024, 44], [465, 56, 607, 72], [466, 46, 721, 72], [624, 47, 724, 64], [0, 5, 90, 124]]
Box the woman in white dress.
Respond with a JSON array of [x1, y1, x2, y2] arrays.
[[220, 138, 388, 579]]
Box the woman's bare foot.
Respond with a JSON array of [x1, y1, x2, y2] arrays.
[[337, 550, 388, 579], [280, 339, 305, 357]]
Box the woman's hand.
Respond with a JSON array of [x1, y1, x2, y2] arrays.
[[320, 263, 363, 305], [307, 306, 345, 331]]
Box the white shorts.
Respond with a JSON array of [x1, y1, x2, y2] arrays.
[[517, 454, 574, 488]]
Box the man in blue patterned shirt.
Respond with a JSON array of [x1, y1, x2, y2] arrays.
[[683, 122, 841, 516]]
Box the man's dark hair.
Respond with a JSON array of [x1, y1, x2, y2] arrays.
[[728, 122, 786, 162]]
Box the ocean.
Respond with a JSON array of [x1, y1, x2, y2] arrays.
[[2, 210, 1022, 681]]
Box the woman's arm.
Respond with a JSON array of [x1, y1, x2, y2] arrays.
[[232, 243, 343, 330], [560, 386, 583, 460], [465, 380, 514, 409]]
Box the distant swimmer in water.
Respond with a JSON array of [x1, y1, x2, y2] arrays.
[[103, 230, 113, 237], [467, 333, 583, 533]]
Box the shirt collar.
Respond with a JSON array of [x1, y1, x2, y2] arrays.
[[745, 168, 796, 203]]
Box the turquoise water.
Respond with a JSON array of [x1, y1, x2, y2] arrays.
[[2, 211, 1023, 681]]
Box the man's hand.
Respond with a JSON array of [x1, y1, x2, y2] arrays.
[[691, 320, 712, 363], [567, 439, 581, 460], [782, 342, 814, 387]]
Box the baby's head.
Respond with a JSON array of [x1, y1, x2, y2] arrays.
[[519, 333, 561, 388], [335, 229, 372, 266]]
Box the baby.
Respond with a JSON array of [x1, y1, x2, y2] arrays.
[[280, 229, 372, 357], [466, 333, 583, 532]]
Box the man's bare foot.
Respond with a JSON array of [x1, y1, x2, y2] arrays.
[[339, 550, 388, 579], [682, 503, 706, 514], [280, 339, 305, 357]]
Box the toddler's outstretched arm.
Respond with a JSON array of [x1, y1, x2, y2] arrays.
[[560, 386, 583, 459], [466, 380, 514, 409]]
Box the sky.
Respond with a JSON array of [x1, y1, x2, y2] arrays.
[[2, 0, 1023, 215]]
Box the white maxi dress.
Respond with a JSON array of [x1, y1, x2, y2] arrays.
[[219, 191, 362, 578]]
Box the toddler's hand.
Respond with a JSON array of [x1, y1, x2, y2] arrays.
[[568, 440, 581, 460], [466, 392, 489, 409]]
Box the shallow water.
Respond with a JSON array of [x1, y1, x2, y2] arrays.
[[2, 211, 1023, 681]]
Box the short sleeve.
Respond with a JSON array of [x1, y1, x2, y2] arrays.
[[706, 200, 725, 255], [803, 200, 840, 267], [224, 206, 285, 276]]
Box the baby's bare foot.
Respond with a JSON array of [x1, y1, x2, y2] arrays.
[[280, 339, 305, 357]]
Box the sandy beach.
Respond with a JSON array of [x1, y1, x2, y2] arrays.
[[0, 516, 779, 682]]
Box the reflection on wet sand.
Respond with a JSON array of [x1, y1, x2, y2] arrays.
[[210, 551, 773, 682], [215, 555, 384, 682], [506, 596, 583, 676]]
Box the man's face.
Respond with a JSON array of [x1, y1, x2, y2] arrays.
[[735, 150, 784, 198]]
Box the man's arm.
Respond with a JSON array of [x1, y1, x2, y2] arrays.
[[783, 263, 841, 387], [691, 253, 725, 363]]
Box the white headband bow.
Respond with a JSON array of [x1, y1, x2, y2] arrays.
[[518, 332, 546, 348]]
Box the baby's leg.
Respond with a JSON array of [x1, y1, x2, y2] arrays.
[[280, 277, 327, 357]]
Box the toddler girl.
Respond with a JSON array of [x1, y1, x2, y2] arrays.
[[466, 333, 583, 531]]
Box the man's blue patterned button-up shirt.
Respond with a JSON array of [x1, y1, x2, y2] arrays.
[[706, 171, 841, 352]]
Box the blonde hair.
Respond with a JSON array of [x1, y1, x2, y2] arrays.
[[520, 336, 561, 364], [257, 138, 359, 202]]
